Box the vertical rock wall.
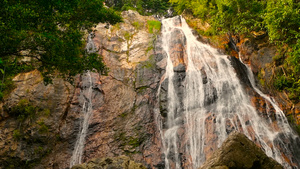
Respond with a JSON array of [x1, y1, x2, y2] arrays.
[[0, 10, 165, 169]]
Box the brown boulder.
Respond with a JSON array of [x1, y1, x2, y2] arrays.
[[199, 132, 283, 169]]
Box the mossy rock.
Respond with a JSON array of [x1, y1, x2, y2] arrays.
[[199, 132, 283, 169], [72, 156, 146, 169]]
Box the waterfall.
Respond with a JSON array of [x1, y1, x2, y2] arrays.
[[159, 16, 300, 169], [70, 34, 96, 168]]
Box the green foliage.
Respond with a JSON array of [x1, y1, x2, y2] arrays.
[[264, 0, 300, 44], [124, 31, 132, 41], [0, 57, 34, 100], [273, 40, 300, 102], [171, 0, 265, 34], [0, 0, 122, 92], [171, 0, 299, 42], [3, 99, 54, 169], [116, 131, 144, 154], [10, 99, 40, 122], [171, 0, 300, 102], [147, 20, 161, 34], [105, 0, 171, 16], [274, 72, 300, 102], [43, 109, 51, 117], [132, 21, 143, 30], [37, 120, 49, 134], [274, 75, 290, 90], [287, 115, 300, 135], [288, 40, 300, 74], [13, 129, 21, 140]]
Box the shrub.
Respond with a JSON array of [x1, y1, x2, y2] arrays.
[[147, 20, 161, 34]]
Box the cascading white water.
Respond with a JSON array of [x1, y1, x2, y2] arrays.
[[70, 34, 96, 168], [160, 16, 299, 169]]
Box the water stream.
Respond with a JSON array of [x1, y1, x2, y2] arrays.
[[69, 34, 96, 168], [159, 16, 300, 169]]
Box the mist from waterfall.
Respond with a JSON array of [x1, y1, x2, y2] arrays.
[[70, 34, 96, 168], [159, 16, 299, 169]]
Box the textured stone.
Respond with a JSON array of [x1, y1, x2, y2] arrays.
[[0, 10, 163, 169], [72, 10, 163, 168], [71, 156, 146, 169], [199, 132, 283, 169], [0, 70, 75, 169]]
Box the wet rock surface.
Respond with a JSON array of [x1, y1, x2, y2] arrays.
[[0, 10, 163, 169], [80, 10, 163, 168], [1, 11, 300, 169], [157, 16, 300, 168], [199, 132, 283, 169], [238, 36, 300, 131]]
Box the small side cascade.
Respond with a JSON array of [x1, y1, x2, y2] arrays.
[[70, 33, 96, 168], [158, 16, 300, 169]]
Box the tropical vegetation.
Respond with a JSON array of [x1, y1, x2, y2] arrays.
[[105, 0, 171, 15], [0, 0, 122, 100], [170, 0, 300, 102]]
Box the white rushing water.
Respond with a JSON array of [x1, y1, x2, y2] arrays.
[[70, 34, 96, 167], [160, 16, 299, 169]]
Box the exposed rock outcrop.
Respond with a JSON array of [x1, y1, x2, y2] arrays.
[[77, 10, 163, 168], [0, 70, 74, 168], [182, 11, 300, 128], [0, 10, 164, 169], [71, 156, 146, 169], [237, 36, 300, 131], [199, 132, 283, 169]]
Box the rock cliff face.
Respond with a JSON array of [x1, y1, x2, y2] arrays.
[[156, 16, 300, 168], [238, 36, 300, 126], [0, 10, 164, 169], [183, 12, 300, 128], [0, 10, 299, 169], [0, 70, 74, 168], [75, 10, 163, 168]]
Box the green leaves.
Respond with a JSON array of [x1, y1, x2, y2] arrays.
[[170, 0, 300, 102], [147, 20, 162, 34], [264, 0, 299, 43], [106, 0, 171, 16], [170, 0, 266, 34], [0, 0, 122, 85]]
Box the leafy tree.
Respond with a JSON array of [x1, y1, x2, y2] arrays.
[[264, 0, 300, 44], [0, 0, 121, 98], [0, 0, 121, 79], [105, 0, 171, 15]]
